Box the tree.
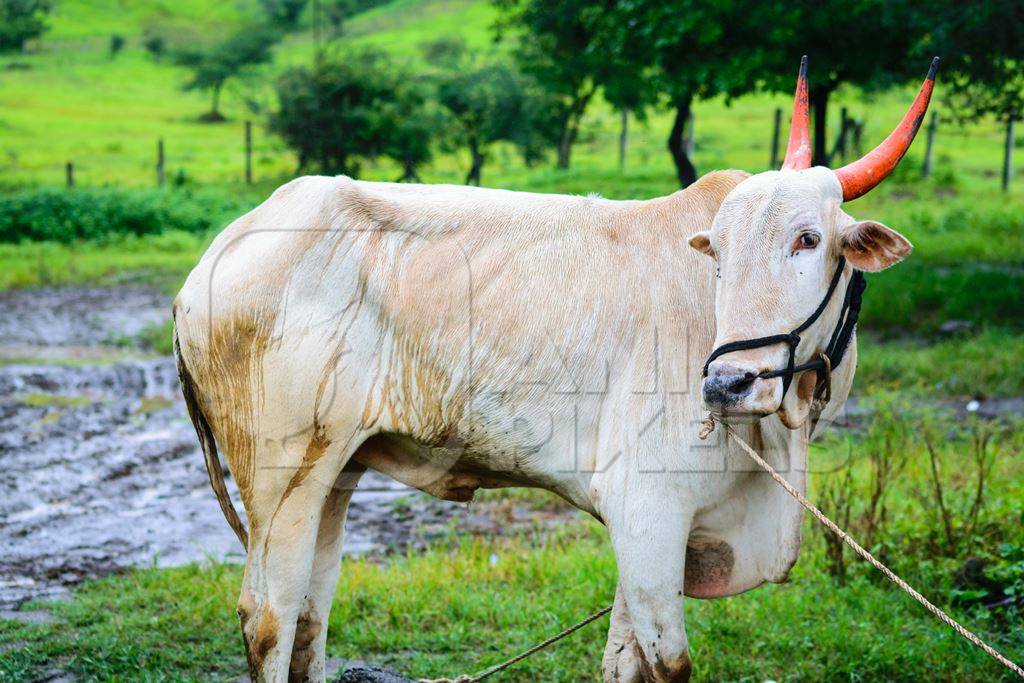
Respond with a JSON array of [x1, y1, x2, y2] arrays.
[[588, 13, 659, 172], [602, 1, 782, 187], [271, 49, 409, 176], [174, 26, 279, 122], [494, 0, 606, 170], [755, 0, 932, 165], [383, 79, 442, 182], [927, 0, 1024, 125], [0, 0, 52, 53], [424, 37, 557, 184], [109, 34, 125, 59], [141, 26, 168, 61], [260, 0, 308, 30], [438, 64, 533, 185]]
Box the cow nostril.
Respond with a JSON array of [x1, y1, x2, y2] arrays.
[[724, 373, 755, 393], [704, 369, 759, 405]]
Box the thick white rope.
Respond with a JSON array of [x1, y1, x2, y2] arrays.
[[424, 415, 1023, 682], [711, 419, 1024, 679]]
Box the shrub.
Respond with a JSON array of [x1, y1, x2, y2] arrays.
[[861, 262, 1024, 336], [270, 48, 425, 176], [109, 34, 125, 59], [0, 187, 246, 244]]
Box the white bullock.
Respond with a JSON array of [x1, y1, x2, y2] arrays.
[[173, 58, 935, 682]]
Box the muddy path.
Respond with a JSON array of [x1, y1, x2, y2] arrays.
[[0, 286, 576, 610]]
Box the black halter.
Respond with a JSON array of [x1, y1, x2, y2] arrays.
[[701, 256, 866, 398]]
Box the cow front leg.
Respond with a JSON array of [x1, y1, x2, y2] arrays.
[[602, 582, 643, 683], [606, 502, 692, 683]]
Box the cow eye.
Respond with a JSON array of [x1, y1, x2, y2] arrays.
[[796, 232, 820, 250]]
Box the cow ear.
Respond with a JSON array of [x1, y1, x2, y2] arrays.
[[838, 220, 912, 272], [688, 231, 715, 258]]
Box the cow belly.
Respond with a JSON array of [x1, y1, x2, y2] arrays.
[[352, 433, 537, 502]]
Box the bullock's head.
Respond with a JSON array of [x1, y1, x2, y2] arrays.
[[691, 56, 936, 426]]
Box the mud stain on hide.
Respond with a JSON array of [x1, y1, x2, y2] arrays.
[[684, 539, 735, 598], [273, 427, 332, 512], [655, 652, 692, 683], [187, 308, 277, 516], [635, 642, 692, 683], [289, 609, 322, 682], [250, 608, 280, 672]]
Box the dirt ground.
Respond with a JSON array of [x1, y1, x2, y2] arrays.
[[0, 286, 576, 611]]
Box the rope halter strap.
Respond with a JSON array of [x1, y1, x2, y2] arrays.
[[701, 256, 866, 399]]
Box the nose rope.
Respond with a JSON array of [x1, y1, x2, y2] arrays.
[[702, 256, 865, 399]]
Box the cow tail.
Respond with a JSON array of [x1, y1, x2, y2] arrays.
[[173, 322, 249, 550]]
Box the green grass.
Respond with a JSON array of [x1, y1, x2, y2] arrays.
[[0, 230, 209, 290], [44, 0, 260, 40], [861, 261, 1024, 335], [1, 518, 1020, 681], [2, 407, 1022, 682], [13, 393, 94, 408], [0, 0, 500, 188], [858, 328, 1024, 398]]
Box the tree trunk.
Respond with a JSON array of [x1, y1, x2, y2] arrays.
[[398, 158, 420, 183], [922, 111, 937, 178], [466, 137, 483, 186], [211, 83, 222, 119], [618, 109, 629, 171], [667, 96, 697, 188], [557, 114, 573, 170], [1003, 113, 1016, 192], [811, 85, 830, 166], [556, 88, 595, 170]]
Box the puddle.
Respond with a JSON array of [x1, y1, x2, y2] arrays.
[[0, 286, 576, 609], [0, 286, 168, 349]]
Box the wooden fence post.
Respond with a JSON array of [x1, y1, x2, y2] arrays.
[[1003, 113, 1016, 192], [827, 109, 849, 165], [837, 107, 849, 162], [770, 107, 782, 169], [245, 120, 253, 185], [157, 139, 165, 187], [65, 161, 74, 187], [618, 109, 628, 171], [922, 111, 937, 179]]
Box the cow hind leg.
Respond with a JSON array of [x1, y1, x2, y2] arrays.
[[239, 431, 362, 682], [288, 462, 365, 682]]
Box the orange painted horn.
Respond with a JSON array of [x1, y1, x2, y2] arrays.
[[781, 55, 811, 171], [835, 57, 940, 201]]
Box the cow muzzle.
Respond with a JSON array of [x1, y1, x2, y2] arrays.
[[701, 359, 782, 422]]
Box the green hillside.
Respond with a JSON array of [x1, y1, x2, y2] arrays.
[[1, 0, 1015, 195], [0, 0, 499, 187], [45, 0, 257, 39]]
